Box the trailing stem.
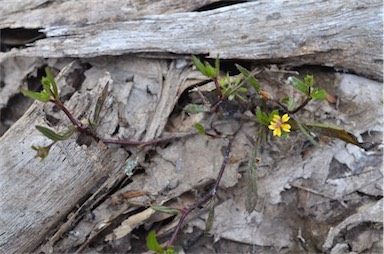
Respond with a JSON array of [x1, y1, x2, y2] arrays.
[[166, 130, 238, 248]]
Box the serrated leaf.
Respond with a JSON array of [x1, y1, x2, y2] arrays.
[[311, 89, 327, 100], [36, 125, 75, 141], [184, 104, 210, 114], [194, 123, 206, 135], [146, 230, 164, 253], [150, 205, 180, 215], [288, 76, 309, 95], [235, 64, 260, 92], [21, 89, 51, 102]]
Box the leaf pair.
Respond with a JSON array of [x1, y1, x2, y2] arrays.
[[288, 75, 326, 100], [21, 67, 59, 102], [192, 55, 220, 78]]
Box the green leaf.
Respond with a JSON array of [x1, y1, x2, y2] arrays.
[[192, 55, 208, 77], [235, 64, 261, 92], [280, 96, 296, 111], [36, 125, 76, 141], [32, 145, 51, 161], [288, 76, 309, 95], [21, 89, 51, 102], [311, 88, 327, 100], [294, 120, 319, 147], [146, 230, 164, 253], [205, 62, 217, 78], [194, 123, 206, 135], [256, 107, 269, 125], [238, 87, 248, 93], [304, 74, 314, 87], [304, 123, 365, 149], [184, 104, 210, 114], [151, 205, 180, 215], [45, 67, 59, 99], [41, 78, 53, 96], [268, 110, 279, 123]]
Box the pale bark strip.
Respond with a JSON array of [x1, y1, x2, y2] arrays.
[[0, 0, 216, 29], [0, 103, 127, 254], [1, 0, 382, 80]]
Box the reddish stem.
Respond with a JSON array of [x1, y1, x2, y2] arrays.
[[166, 133, 237, 248]]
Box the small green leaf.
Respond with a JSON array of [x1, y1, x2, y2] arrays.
[[41, 78, 53, 96], [192, 55, 209, 77], [45, 68, 58, 98], [288, 76, 309, 95], [280, 96, 296, 111], [304, 74, 314, 87], [21, 89, 51, 102], [151, 205, 180, 215], [311, 88, 327, 100], [184, 104, 210, 114], [32, 145, 51, 161], [146, 230, 164, 253], [268, 110, 279, 123], [194, 123, 206, 135], [256, 107, 269, 125], [205, 62, 217, 78], [294, 120, 319, 147], [235, 64, 261, 92], [36, 125, 75, 141]]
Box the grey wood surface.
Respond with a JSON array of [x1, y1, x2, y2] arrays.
[[1, 0, 382, 81]]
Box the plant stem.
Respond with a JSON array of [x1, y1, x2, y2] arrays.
[[274, 96, 312, 115], [166, 132, 237, 248], [213, 78, 224, 99]]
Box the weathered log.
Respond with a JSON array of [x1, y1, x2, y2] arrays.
[[1, 0, 382, 81], [0, 1, 382, 253]]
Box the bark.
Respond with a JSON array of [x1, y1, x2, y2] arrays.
[[1, 0, 382, 81], [0, 1, 382, 253]]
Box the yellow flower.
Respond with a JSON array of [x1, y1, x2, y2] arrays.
[[268, 113, 291, 137]]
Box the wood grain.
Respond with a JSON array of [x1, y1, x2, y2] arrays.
[[1, 0, 382, 80]]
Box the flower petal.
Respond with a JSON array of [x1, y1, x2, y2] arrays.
[[272, 114, 281, 122], [268, 124, 276, 130], [273, 128, 281, 137], [281, 123, 291, 132], [282, 114, 290, 122]]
